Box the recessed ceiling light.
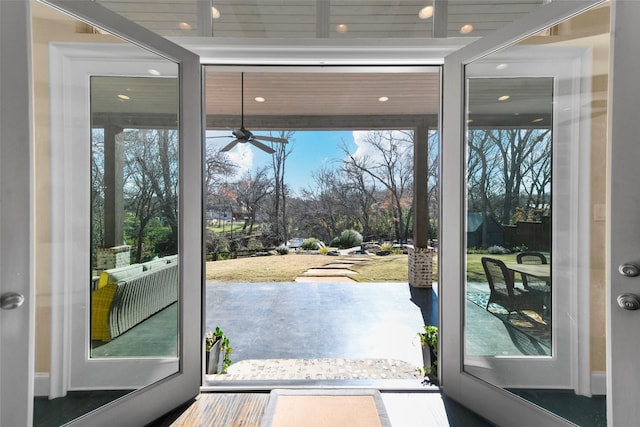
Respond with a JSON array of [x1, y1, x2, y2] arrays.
[[378, 96, 389, 102], [117, 94, 130, 100], [460, 24, 474, 34], [211, 6, 221, 19], [532, 118, 544, 123], [179, 22, 192, 30], [336, 24, 348, 33], [254, 97, 265, 102], [496, 63, 508, 70], [498, 95, 510, 101], [514, 112, 520, 116], [418, 6, 434, 19], [467, 119, 474, 124], [148, 69, 161, 76]]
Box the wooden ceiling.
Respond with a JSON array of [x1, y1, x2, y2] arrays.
[[97, 0, 544, 39], [204, 69, 440, 129]]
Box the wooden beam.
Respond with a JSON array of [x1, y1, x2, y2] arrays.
[[206, 114, 439, 130], [103, 123, 124, 248], [413, 123, 430, 247]]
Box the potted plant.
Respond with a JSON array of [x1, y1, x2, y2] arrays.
[[418, 325, 438, 384], [205, 327, 232, 374]]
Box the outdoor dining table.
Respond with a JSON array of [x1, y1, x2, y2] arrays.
[[505, 263, 551, 282]]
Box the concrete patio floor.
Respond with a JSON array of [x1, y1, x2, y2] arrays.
[[205, 281, 437, 384]]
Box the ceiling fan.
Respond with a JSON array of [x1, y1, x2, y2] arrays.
[[207, 72, 288, 155]]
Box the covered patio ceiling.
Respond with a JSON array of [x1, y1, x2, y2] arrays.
[[95, 0, 546, 39], [90, 68, 555, 131]]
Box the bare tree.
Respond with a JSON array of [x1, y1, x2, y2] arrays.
[[231, 167, 273, 234], [268, 130, 295, 244], [123, 129, 179, 260], [343, 130, 414, 243], [205, 143, 236, 207], [342, 162, 378, 241]]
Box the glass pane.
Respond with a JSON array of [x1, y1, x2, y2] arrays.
[[90, 76, 179, 358], [463, 4, 609, 426], [32, 2, 179, 424], [95, 0, 544, 40]]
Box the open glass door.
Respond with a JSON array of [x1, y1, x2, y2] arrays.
[[1, 0, 201, 424], [442, 1, 608, 425]]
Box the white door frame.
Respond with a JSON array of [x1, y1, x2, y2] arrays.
[[40, 1, 202, 425], [441, 1, 604, 426], [462, 44, 592, 392], [0, 0, 35, 425], [48, 43, 181, 395]]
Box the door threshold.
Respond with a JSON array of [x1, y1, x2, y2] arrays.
[[201, 378, 439, 392]]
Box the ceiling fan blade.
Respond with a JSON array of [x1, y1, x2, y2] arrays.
[[253, 135, 288, 144], [206, 135, 232, 139], [221, 139, 242, 152], [249, 139, 276, 154]]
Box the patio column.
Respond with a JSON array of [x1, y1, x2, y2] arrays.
[[103, 122, 124, 248], [409, 122, 435, 288]]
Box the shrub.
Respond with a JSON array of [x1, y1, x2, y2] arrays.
[[246, 238, 263, 250], [488, 245, 510, 254], [511, 244, 528, 253], [319, 246, 330, 255], [332, 229, 363, 249], [301, 237, 322, 250], [276, 245, 289, 255], [380, 242, 394, 251]]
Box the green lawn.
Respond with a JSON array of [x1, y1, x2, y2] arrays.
[[465, 253, 519, 282], [206, 223, 245, 233], [204, 250, 529, 283]]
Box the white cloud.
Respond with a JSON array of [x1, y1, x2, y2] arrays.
[[206, 130, 254, 179], [350, 130, 413, 163], [226, 143, 254, 178]]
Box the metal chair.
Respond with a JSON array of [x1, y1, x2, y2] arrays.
[[516, 251, 550, 291], [481, 257, 545, 319]]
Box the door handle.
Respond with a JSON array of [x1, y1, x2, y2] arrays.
[[0, 292, 24, 310], [618, 263, 640, 277], [617, 293, 640, 311]]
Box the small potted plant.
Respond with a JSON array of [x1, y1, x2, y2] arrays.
[[418, 325, 438, 385], [205, 327, 232, 374]]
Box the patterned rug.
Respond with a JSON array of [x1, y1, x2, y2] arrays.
[[467, 290, 551, 355]]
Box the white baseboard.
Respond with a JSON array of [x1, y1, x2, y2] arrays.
[[591, 371, 606, 396], [34, 373, 50, 397]]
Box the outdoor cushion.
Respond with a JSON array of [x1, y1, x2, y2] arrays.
[[97, 264, 144, 289]]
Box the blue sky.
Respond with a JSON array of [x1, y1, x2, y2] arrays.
[[208, 130, 359, 196]]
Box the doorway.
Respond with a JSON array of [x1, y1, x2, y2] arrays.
[[202, 67, 441, 385]]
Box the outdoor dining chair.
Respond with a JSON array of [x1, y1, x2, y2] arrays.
[[516, 251, 551, 291], [481, 257, 546, 320]]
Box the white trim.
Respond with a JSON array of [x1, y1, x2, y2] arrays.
[[34, 374, 50, 398], [459, 44, 591, 391], [176, 37, 474, 66], [49, 43, 180, 393], [591, 371, 606, 396]]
